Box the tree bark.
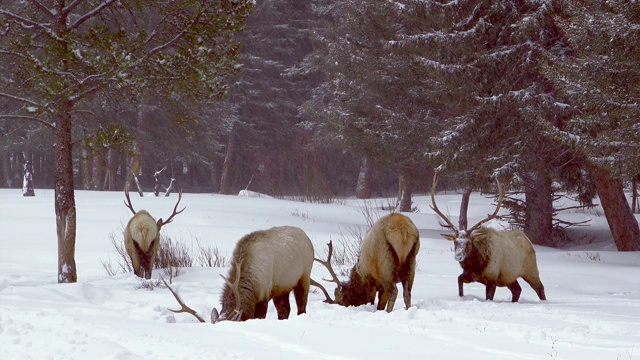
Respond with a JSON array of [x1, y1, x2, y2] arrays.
[[355, 157, 373, 199], [459, 187, 473, 230], [632, 175, 638, 214], [220, 129, 237, 195], [523, 169, 555, 247], [53, 102, 77, 283], [589, 164, 640, 251]]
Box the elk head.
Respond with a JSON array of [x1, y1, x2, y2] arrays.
[[211, 259, 244, 322], [430, 173, 505, 262]]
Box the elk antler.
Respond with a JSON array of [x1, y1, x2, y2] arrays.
[[157, 189, 186, 228], [220, 259, 244, 321], [310, 278, 335, 304], [160, 275, 206, 323], [467, 177, 505, 233], [311, 240, 341, 303], [430, 173, 459, 234], [124, 185, 137, 215]]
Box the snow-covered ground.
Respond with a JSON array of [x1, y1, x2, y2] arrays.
[[1, 188, 639, 360]]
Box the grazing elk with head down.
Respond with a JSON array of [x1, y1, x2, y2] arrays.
[[123, 186, 185, 279], [210, 226, 314, 322], [430, 173, 546, 302], [315, 213, 420, 313]]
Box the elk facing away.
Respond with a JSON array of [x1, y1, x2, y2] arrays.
[[430, 174, 546, 302], [314, 213, 420, 313], [123, 186, 185, 279]]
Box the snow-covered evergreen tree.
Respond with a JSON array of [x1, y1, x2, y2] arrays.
[[545, 0, 640, 251]]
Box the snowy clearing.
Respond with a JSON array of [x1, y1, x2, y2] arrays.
[[1, 189, 639, 360]]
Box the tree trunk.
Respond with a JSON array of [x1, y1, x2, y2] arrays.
[[589, 164, 640, 251], [397, 173, 413, 212], [92, 153, 105, 190], [632, 175, 638, 214], [22, 160, 35, 196], [105, 148, 118, 191], [128, 96, 152, 195], [210, 164, 220, 193], [81, 145, 92, 190], [220, 129, 237, 195], [53, 103, 77, 283], [355, 157, 373, 199], [2, 151, 14, 187], [523, 169, 555, 247], [459, 187, 473, 230]]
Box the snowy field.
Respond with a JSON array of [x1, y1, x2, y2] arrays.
[[1, 188, 639, 360]]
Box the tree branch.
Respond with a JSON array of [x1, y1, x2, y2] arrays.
[[0, 115, 54, 129], [142, 12, 203, 61], [68, 0, 119, 31], [0, 92, 44, 108], [25, 0, 56, 20], [61, 0, 87, 18], [0, 9, 51, 33]]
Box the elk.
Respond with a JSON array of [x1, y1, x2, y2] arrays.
[[123, 186, 185, 279], [208, 226, 315, 322], [430, 173, 546, 302], [314, 213, 420, 313]]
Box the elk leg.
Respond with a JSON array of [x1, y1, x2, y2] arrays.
[[385, 285, 398, 313], [485, 281, 497, 301], [523, 276, 547, 300], [402, 266, 415, 309], [401, 279, 413, 309], [293, 278, 309, 315], [144, 240, 159, 280], [369, 288, 377, 305], [457, 271, 475, 297], [272, 294, 291, 320], [254, 300, 269, 319], [130, 243, 145, 278], [376, 289, 389, 311], [507, 280, 522, 302]]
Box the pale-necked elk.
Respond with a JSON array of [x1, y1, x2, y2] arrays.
[[209, 226, 314, 322], [430, 173, 546, 302], [314, 213, 420, 313], [123, 186, 185, 279], [161, 227, 313, 323]]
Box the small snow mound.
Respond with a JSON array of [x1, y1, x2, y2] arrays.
[[238, 190, 273, 198]]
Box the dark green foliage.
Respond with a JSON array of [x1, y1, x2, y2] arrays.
[[546, 0, 640, 178]]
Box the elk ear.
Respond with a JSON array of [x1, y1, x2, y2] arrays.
[[156, 218, 164, 230], [441, 234, 456, 241]]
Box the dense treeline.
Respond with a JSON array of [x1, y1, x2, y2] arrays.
[[1, 0, 639, 256]]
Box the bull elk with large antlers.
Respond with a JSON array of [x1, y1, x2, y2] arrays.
[[430, 173, 546, 302], [210, 226, 314, 322], [314, 213, 420, 312], [123, 186, 185, 279], [160, 226, 314, 323]]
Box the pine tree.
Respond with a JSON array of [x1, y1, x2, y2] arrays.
[[546, 0, 640, 251], [0, 0, 253, 282], [220, 0, 336, 197]]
